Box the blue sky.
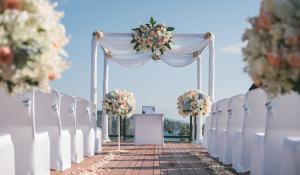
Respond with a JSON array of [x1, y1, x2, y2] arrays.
[[51, 0, 261, 121]]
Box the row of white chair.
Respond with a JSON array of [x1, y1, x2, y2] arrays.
[[0, 89, 102, 175], [203, 88, 300, 175]]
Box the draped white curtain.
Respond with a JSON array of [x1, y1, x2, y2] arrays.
[[91, 32, 215, 142], [97, 33, 209, 68]]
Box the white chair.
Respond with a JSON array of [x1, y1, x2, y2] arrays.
[[203, 115, 212, 149], [263, 92, 300, 175], [208, 102, 218, 157], [250, 132, 264, 175], [215, 98, 229, 161], [35, 90, 71, 171], [0, 134, 15, 175], [280, 137, 300, 175], [60, 93, 84, 163], [224, 94, 245, 165], [75, 97, 95, 156], [240, 88, 267, 173], [90, 103, 102, 154], [0, 90, 50, 175]]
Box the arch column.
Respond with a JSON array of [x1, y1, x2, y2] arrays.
[[208, 38, 215, 102], [195, 55, 203, 144], [101, 55, 110, 142]]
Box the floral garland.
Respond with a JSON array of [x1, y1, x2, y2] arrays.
[[102, 89, 136, 119], [177, 90, 211, 118], [131, 17, 174, 61], [242, 0, 300, 96], [0, 0, 69, 94]]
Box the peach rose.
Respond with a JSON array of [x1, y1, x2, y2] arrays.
[[287, 53, 300, 68], [1, 0, 22, 11], [48, 72, 58, 80], [256, 9, 273, 30], [0, 46, 14, 66], [266, 52, 283, 68]]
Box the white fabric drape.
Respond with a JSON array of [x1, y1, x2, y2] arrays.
[[97, 33, 209, 68]]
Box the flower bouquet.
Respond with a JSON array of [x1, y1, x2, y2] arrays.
[[131, 17, 174, 61], [103, 89, 136, 151], [0, 0, 69, 94], [243, 0, 300, 96], [177, 90, 211, 118]]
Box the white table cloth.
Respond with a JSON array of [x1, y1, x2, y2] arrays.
[[0, 134, 15, 175], [133, 114, 164, 145], [280, 137, 300, 175]]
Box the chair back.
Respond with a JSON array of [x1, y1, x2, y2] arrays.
[[264, 92, 300, 175], [216, 99, 229, 131], [35, 90, 61, 131], [241, 88, 267, 171], [227, 94, 245, 133], [210, 102, 218, 130], [90, 103, 97, 130], [75, 97, 91, 129], [245, 89, 268, 132], [0, 90, 35, 135], [60, 93, 76, 130]]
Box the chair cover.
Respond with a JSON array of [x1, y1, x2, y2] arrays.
[[240, 88, 267, 172], [215, 98, 229, 161], [60, 93, 84, 163], [208, 102, 219, 157], [224, 94, 245, 165], [203, 115, 212, 149], [0, 90, 50, 175], [280, 137, 300, 175], [263, 92, 300, 175], [35, 90, 71, 171], [0, 134, 15, 175], [250, 132, 264, 175], [90, 103, 102, 154], [75, 97, 95, 156]]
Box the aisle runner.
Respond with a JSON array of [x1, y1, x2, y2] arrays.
[[76, 152, 119, 175], [190, 151, 236, 175]]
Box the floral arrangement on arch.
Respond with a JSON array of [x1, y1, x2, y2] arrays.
[[177, 90, 211, 118], [0, 0, 69, 94], [102, 89, 136, 119], [131, 17, 174, 61], [242, 0, 300, 96]]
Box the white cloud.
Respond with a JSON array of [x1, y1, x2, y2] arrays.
[[219, 42, 246, 55]]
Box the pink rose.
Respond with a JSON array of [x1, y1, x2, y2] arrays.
[[0, 46, 14, 66], [266, 52, 283, 68]]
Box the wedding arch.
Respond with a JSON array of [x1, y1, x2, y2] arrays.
[[90, 32, 215, 143]]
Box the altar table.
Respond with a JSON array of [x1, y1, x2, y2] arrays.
[[133, 114, 164, 146]]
